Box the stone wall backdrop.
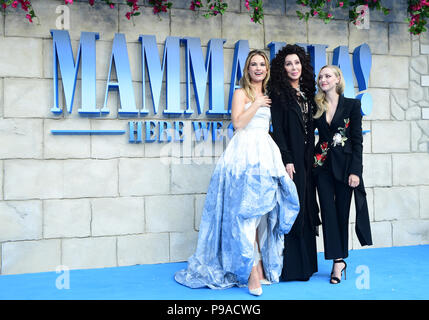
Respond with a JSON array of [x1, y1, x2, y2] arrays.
[[1, 0, 428, 275]]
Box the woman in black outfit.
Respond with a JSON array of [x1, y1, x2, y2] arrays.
[[269, 44, 321, 281], [312, 65, 372, 284]]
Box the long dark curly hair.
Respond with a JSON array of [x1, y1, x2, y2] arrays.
[[268, 44, 316, 101]]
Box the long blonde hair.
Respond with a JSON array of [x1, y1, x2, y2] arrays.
[[240, 50, 270, 101], [314, 65, 345, 119]]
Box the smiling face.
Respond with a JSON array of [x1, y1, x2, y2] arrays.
[[247, 54, 268, 83], [318, 66, 340, 93], [284, 54, 302, 84]]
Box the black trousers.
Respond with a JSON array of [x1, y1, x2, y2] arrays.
[[315, 167, 353, 260]]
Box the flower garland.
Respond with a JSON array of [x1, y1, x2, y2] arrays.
[[245, 0, 264, 24], [0, 0, 427, 35], [190, 0, 228, 18], [1, 0, 36, 23], [407, 0, 429, 35], [296, 0, 390, 26]]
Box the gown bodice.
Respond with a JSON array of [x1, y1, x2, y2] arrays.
[[243, 102, 271, 131]]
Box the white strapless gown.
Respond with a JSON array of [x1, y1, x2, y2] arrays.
[[175, 102, 300, 289]]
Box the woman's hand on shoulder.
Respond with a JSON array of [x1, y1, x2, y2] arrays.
[[254, 95, 272, 109]]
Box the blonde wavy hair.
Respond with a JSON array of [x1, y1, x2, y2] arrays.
[[314, 65, 345, 119], [239, 49, 270, 102]]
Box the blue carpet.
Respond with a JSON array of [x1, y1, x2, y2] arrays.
[[0, 245, 428, 300]]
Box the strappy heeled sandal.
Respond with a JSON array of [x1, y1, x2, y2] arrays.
[[330, 259, 347, 284]]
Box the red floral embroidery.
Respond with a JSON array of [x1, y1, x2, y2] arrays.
[[314, 141, 329, 167]]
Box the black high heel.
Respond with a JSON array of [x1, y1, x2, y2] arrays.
[[330, 259, 347, 284]]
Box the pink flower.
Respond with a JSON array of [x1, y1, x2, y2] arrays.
[[12, 1, 18, 8], [126, 12, 132, 19], [327, 13, 332, 18], [64, 0, 73, 4], [339, 2, 344, 7], [89, 0, 95, 5], [25, 13, 32, 23], [110, 4, 115, 9], [313, 10, 318, 15]]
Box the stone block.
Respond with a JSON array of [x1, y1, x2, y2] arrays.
[[68, 1, 118, 41], [0, 9, 3, 36], [392, 219, 429, 246], [264, 15, 307, 48], [349, 22, 388, 55], [62, 237, 117, 270], [63, 159, 118, 198], [0, 200, 42, 242], [408, 81, 425, 103], [119, 158, 170, 196], [422, 108, 429, 120], [91, 119, 145, 158], [117, 233, 169, 266], [308, 19, 349, 51], [393, 154, 429, 186], [389, 23, 411, 56], [421, 44, 429, 54], [0, 37, 43, 78], [0, 161, 3, 200], [4, 0, 60, 38], [406, 106, 422, 120], [242, 0, 285, 15], [4, 78, 55, 119], [390, 89, 408, 120], [420, 186, 429, 219], [146, 195, 194, 232], [44, 199, 91, 238], [370, 0, 408, 23], [171, 9, 221, 46], [170, 231, 199, 262], [0, 119, 43, 159], [374, 187, 420, 221], [411, 55, 428, 74], [0, 78, 3, 118], [285, 1, 302, 17], [370, 55, 409, 89], [362, 154, 392, 187], [171, 158, 216, 194], [119, 5, 170, 44], [221, 12, 264, 49], [92, 197, 144, 236], [44, 119, 91, 159], [1, 239, 61, 275], [4, 160, 64, 200], [363, 88, 390, 121], [353, 221, 392, 249], [371, 121, 410, 153], [422, 75, 429, 87]]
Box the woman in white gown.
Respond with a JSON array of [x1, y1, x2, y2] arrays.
[[175, 50, 300, 296]]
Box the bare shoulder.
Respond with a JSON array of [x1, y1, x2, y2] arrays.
[[233, 88, 247, 100]]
